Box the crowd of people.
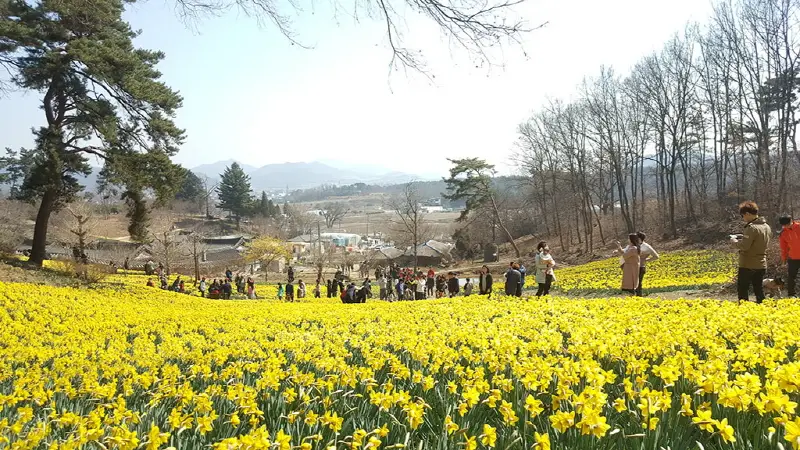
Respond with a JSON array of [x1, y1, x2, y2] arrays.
[[140, 200, 800, 305], [197, 271, 257, 299], [146, 266, 257, 299]]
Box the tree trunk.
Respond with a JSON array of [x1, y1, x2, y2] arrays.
[[30, 189, 57, 266], [489, 194, 520, 258]]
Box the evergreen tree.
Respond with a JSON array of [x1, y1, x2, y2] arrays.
[[0, 0, 184, 266], [258, 191, 270, 217], [443, 158, 521, 258], [176, 169, 205, 207], [216, 163, 253, 229]]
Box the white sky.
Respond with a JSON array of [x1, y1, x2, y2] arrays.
[[0, 0, 714, 178]]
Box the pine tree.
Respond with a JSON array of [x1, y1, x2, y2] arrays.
[[258, 191, 270, 217], [0, 0, 184, 265], [443, 158, 520, 258], [124, 189, 150, 243], [176, 168, 205, 212], [216, 163, 253, 229]]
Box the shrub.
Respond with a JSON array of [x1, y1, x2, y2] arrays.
[[46, 259, 112, 283]]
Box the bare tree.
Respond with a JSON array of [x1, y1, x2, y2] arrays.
[[322, 202, 349, 229], [388, 181, 430, 269], [148, 212, 191, 276], [52, 200, 99, 257], [513, 0, 800, 248], [187, 229, 208, 284], [0, 200, 32, 254], [200, 175, 220, 219], [282, 204, 315, 237], [168, 0, 540, 75]]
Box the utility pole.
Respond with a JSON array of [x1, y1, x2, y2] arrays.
[[317, 219, 322, 281], [193, 236, 199, 285]]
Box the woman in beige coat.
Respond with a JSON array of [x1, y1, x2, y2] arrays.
[[616, 234, 641, 295]]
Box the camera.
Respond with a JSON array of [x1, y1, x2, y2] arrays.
[[729, 234, 744, 240]]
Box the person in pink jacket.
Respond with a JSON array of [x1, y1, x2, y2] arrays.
[[616, 234, 641, 295]]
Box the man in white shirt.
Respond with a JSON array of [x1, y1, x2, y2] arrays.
[[636, 232, 660, 296]]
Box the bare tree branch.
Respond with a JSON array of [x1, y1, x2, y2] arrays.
[[170, 0, 542, 74]]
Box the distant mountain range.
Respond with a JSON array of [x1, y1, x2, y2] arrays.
[[0, 160, 435, 197], [191, 160, 432, 191]]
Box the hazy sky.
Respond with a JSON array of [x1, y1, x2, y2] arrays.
[[0, 0, 713, 178]]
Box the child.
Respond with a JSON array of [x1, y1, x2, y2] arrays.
[[277, 283, 284, 301], [464, 278, 473, 296], [314, 280, 321, 298]]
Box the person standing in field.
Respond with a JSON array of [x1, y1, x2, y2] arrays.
[[277, 283, 284, 301], [732, 201, 771, 303], [199, 277, 207, 297], [363, 278, 372, 299], [447, 272, 460, 298], [395, 278, 405, 300], [479, 265, 493, 297], [635, 232, 660, 297], [377, 275, 387, 300], [415, 274, 426, 300], [247, 277, 256, 299], [314, 279, 321, 298], [504, 263, 521, 296], [616, 234, 641, 295], [779, 215, 800, 298], [426, 268, 435, 297], [534, 242, 556, 297], [286, 281, 295, 302], [463, 278, 473, 296]]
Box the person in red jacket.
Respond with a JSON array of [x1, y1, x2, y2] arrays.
[[779, 215, 800, 297]]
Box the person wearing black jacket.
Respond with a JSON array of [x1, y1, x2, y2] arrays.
[[479, 265, 494, 296], [447, 272, 460, 297], [342, 282, 357, 303], [505, 262, 521, 296], [286, 282, 295, 302]]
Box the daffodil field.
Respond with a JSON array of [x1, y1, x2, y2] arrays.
[[2, 277, 800, 450], [548, 250, 736, 294]]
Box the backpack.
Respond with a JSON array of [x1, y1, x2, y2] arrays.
[[340, 289, 347, 300]]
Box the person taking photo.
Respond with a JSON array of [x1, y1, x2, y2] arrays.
[[731, 201, 771, 303]]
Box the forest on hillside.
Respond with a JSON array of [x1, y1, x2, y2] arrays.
[[515, 0, 800, 252]]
